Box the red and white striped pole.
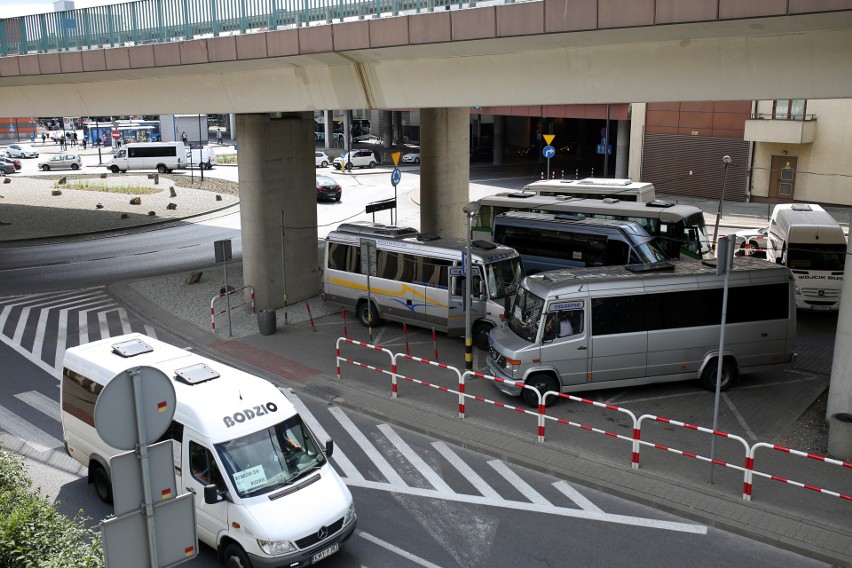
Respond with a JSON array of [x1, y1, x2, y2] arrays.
[[403, 323, 410, 355], [432, 327, 438, 360], [306, 302, 315, 332], [341, 309, 348, 338]]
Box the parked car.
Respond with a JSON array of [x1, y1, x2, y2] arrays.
[[333, 149, 377, 170], [316, 175, 342, 202], [401, 149, 420, 164], [6, 143, 39, 158], [0, 156, 22, 170], [37, 153, 82, 171], [0, 162, 15, 176], [734, 227, 769, 257], [315, 151, 330, 168]]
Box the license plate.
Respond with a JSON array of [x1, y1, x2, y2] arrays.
[[811, 305, 832, 311], [312, 543, 339, 564]]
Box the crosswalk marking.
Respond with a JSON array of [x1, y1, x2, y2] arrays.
[[431, 441, 501, 499], [14, 390, 61, 422], [328, 406, 406, 486], [488, 459, 551, 506], [0, 405, 62, 453], [378, 423, 453, 493], [553, 480, 603, 513]]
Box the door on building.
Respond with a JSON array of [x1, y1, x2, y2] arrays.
[[769, 155, 798, 200]]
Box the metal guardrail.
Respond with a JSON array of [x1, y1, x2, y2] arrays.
[[0, 0, 511, 57]]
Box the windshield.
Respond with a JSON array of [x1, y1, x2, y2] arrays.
[[507, 285, 545, 342], [787, 244, 846, 272], [682, 213, 713, 259], [485, 257, 524, 300], [216, 414, 325, 498], [632, 237, 669, 263]]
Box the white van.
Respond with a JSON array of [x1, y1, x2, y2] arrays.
[[188, 146, 217, 169], [61, 333, 356, 566], [105, 141, 187, 173], [765, 203, 846, 310]]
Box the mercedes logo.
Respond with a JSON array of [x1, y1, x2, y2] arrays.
[[317, 526, 329, 540], [818, 290, 825, 297]]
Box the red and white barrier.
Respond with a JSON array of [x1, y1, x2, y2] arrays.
[[209, 285, 255, 333], [335, 337, 394, 392], [394, 353, 464, 418], [463, 371, 543, 440], [747, 442, 852, 503]]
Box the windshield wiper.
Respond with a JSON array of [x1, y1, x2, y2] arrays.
[[283, 462, 323, 486]]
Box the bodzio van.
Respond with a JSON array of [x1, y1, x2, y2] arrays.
[[61, 333, 356, 566], [105, 141, 187, 173]]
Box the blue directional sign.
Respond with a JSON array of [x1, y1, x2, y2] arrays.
[[543, 145, 555, 159], [391, 167, 401, 186], [596, 144, 612, 155]]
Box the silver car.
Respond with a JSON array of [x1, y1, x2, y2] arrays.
[[38, 153, 83, 171], [6, 143, 39, 158]]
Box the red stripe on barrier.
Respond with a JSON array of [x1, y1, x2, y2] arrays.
[[746, 457, 754, 469], [711, 459, 727, 467], [771, 475, 789, 483], [684, 451, 697, 459], [657, 417, 670, 424], [684, 423, 698, 431], [655, 444, 670, 451], [804, 484, 822, 493], [744, 482, 752, 496], [774, 445, 792, 453], [632, 451, 639, 465]]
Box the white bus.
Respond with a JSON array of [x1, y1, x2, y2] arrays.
[[523, 178, 656, 202], [487, 258, 796, 405], [765, 203, 846, 311], [472, 192, 712, 259], [105, 141, 187, 173], [322, 222, 524, 349]]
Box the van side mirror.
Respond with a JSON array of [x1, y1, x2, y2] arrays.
[[504, 296, 511, 320], [204, 484, 221, 504], [325, 439, 334, 457]]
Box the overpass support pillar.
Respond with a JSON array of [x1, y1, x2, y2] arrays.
[[420, 107, 469, 238], [237, 113, 318, 311], [828, 235, 852, 459]]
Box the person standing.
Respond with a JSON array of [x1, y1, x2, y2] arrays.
[[41, 133, 46, 144], [216, 130, 223, 145], [182, 131, 188, 145]]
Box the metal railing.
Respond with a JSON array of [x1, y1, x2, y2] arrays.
[[0, 0, 512, 57]]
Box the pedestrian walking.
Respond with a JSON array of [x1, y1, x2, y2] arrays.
[[72, 132, 78, 147], [216, 130, 223, 145], [181, 131, 188, 145], [41, 133, 46, 144]]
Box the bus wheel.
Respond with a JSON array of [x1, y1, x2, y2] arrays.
[[157, 164, 168, 173], [357, 301, 380, 328], [91, 463, 113, 504], [523, 374, 559, 408], [472, 321, 492, 350], [223, 543, 253, 568], [701, 358, 737, 391]]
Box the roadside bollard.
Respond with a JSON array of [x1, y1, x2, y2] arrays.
[[342, 309, 348, 338], [432, 327, 438, 361], [403, 323, 410, 355], [306, 302, 315, 332]]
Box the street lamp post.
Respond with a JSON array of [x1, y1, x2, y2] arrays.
[[712, 155, 733, 252]]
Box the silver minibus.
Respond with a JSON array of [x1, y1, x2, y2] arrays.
[[523, 178, 656, 202], [322, 222, 524, 349], [487, 258, 796, 405]]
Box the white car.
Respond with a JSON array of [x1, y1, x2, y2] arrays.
[[315, 151, 330, 168], [333, 149, 378, 170], [6, 143, 39, 158], [733, 227, 768, 257], [401, 149, 420, 164]]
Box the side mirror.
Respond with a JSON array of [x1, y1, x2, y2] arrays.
[[503, 296, 511, 320], [203, 484, 220, 505], [325, 439, 334, 457]]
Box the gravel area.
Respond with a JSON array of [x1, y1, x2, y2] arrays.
[[0, 173, 238, 242], [775, 389, 831, 456]]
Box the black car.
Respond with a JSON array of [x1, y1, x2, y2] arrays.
[[0, 161, 15, 176], [0, 156, 21, 171], [316, 175, 342, 202]]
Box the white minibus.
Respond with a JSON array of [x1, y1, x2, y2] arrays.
[[61, 334, 356, 567], [322, 222, 524, 349], [487, 258, 797, 405], [523, 178, 656, 202], [473, 192, 712, 259], [765, 203, 846, 311], [105, 141, 187, 173]]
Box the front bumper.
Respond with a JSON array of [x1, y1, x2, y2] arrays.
[[486, 359, 523, 397], [247, 516, 357, 568]]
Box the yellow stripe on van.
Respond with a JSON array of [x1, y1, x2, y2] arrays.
[[327, 276, 449, 309]]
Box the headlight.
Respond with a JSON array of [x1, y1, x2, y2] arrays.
[[503, 358, 521, 373], [344, 502, 356, 525], [794, 285, 801, 295], [257, 539, 296, 555]]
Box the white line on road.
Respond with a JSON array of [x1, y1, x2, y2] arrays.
[[357, 530, 446, 568], [488, 460, 551, 506], [722, 393, 758, 441], [552, 480, 603, 513], [14, 390, 60, 422], [328, 406, 405, 485], [0, 405, 62, 453], [377, 424, 453, 493], [431, 441, 500, 499]]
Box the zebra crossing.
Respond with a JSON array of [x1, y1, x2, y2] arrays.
[[0, 287, 156, 378]]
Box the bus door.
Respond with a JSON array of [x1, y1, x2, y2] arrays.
[[539, 301, 589, 385], [446, 264, 482, 336]]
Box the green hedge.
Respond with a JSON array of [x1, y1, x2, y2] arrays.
[[0, 445, 104, 567]]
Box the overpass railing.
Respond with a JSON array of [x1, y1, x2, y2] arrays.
[[0, 0, 511, 57]]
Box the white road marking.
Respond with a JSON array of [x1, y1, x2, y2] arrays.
[[431, 441, 500, 498], [552, 480, 603, 513], [14, 390, 60, 422], [0, 405, 62, 452], [722, 393, 758, 441], [377, 424, 453, 493], [488, 460, 551, 506], [328, 406, 405, 485], [0, 305, 59, 378], [357, 530, 446, 568], [347, 479, 706, 534]]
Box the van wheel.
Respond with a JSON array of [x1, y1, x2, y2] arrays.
[[91, 463, 113, 504], [473, 321, 493, 350], [223, 544, 253, 568], [110, 165, 120, 173], [157, 164, 167, 173], [357, 300, 380, 328], [523, 374, 560, 407], [701, 358, 737, 391]]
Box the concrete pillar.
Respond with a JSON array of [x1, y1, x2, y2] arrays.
[[420, 107, 469, 238], [237, 113, 318, 309], [382, 110, 393, 149], [324, 110, 333, 153], [827, 235, 852, 459], [615, 119, 629, 179], [393, 111, 402, 143], [229, 113, 236, 141], [344, 110, 353, 152], [493, 115, 504, 166]]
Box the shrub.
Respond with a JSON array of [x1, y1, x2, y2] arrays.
[[0, 445, 104, 567]]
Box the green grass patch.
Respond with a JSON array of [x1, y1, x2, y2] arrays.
[[53, 181, 160, 194], [217, 154, 237, 164]]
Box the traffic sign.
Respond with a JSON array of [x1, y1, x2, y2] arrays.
[[391, 168, 401, 186], [391, 151, 401, 167], [543, 134, 555, 145], [596, 144, 612, 155], [112, 130, 121, 140], [543, 145, 556, 159]]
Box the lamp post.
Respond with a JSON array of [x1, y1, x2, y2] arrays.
[[463, 202, 481, 372], [712, 155, 733, 253], [96, 118, 103, 165]]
